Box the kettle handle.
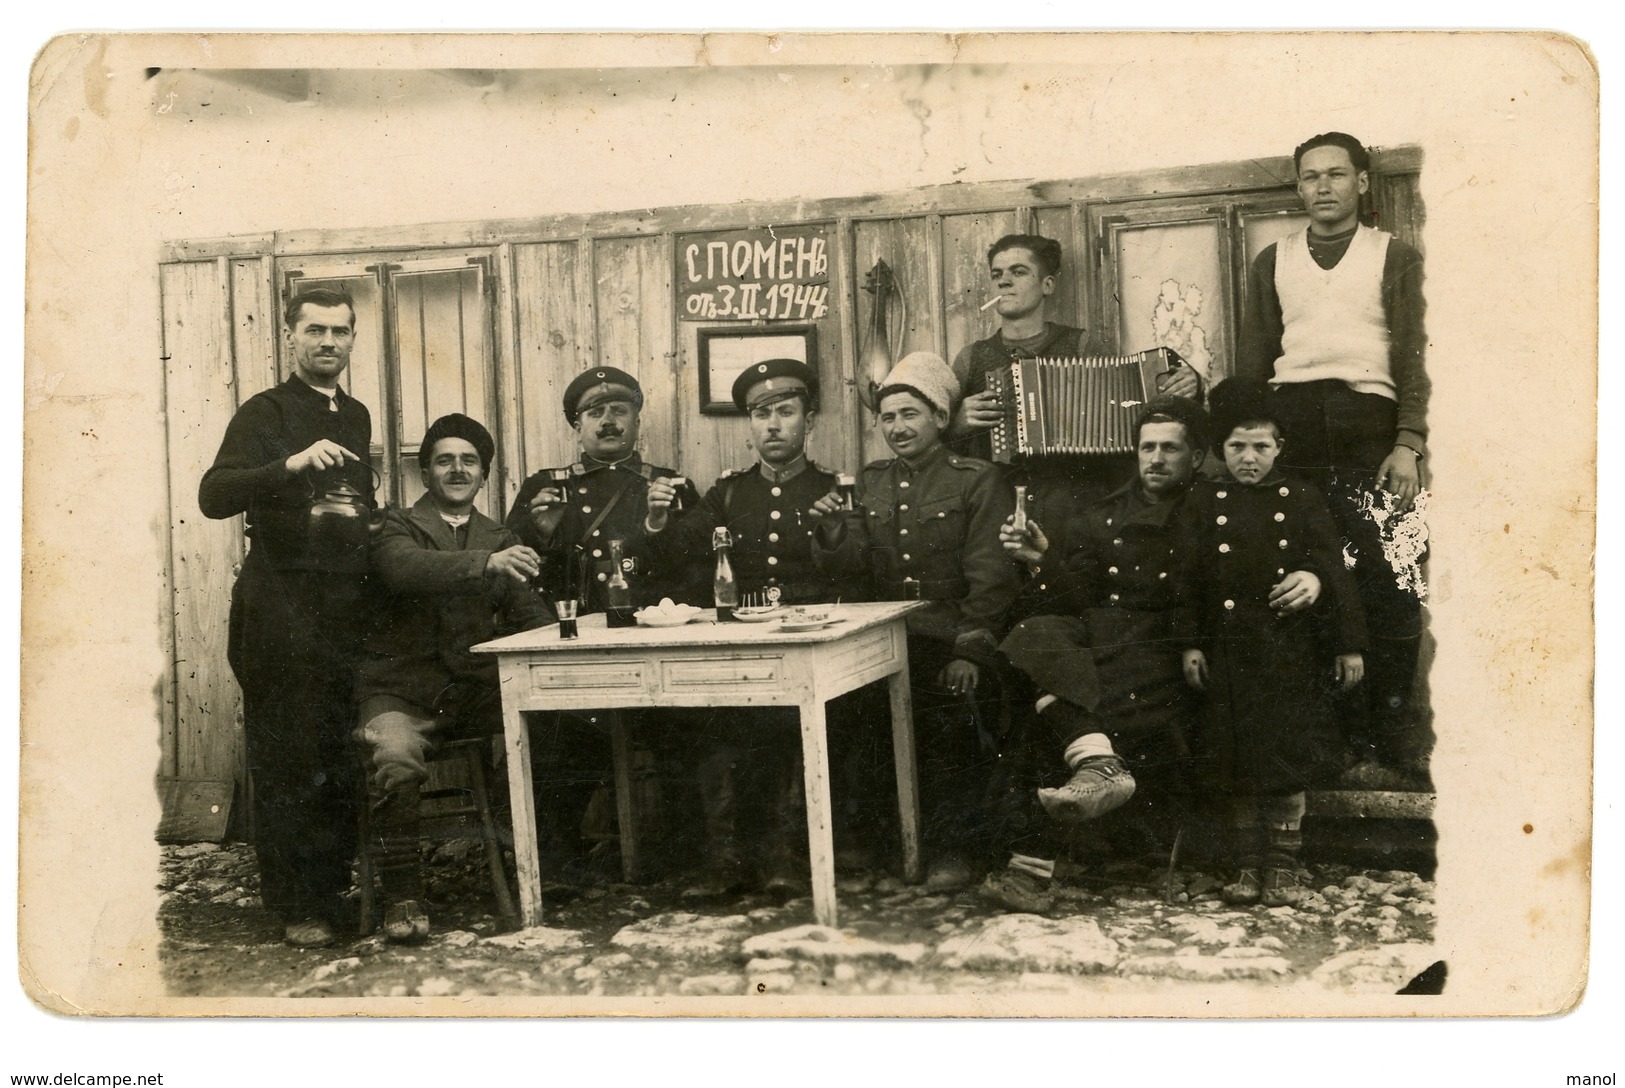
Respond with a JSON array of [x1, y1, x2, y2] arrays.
[[301, 459, 383, 500]]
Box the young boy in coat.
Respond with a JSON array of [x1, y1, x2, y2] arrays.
[[1178, 379, 1366, 907]]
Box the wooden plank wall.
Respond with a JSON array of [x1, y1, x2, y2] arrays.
[[161, 153, 1427, 835], [161, 260, 245, 785]]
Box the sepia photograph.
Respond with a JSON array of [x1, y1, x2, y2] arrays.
[[15, 25, 1601, 1044]]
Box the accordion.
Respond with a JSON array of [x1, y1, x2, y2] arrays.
[[984, 347, 1182, 461]]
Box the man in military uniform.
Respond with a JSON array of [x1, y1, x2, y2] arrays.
[[812, 351, 1022, 890], [948, 233, 1203, 558], [980, 395, 1209, 912], [505, 366, 700, 883], [506, 366, 699, 613], [199, 288, 374, 948], [644, 359, 839, 896]]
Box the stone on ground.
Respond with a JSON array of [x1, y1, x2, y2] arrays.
[[938, 914, 1120, 974], [742, 925, 926, 966], [610, 912, 753, 959]]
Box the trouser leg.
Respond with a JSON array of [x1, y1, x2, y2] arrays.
[[356, 696, 439, 902]]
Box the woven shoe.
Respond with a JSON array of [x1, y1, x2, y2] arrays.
[[283, 917, 337, 949], [1036, 755, 1137, 824], [382, 900, 431, 944], [1222, 867, 1264, 906], [978, 868, 1055, 913], [1261, 867, 1304, 908]]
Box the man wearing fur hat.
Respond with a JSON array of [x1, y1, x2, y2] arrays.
[[811, 351, 1022, 890], [355, 413, 554, 942]]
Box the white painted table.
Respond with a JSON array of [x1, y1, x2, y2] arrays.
[[472, 602, 923, 929]]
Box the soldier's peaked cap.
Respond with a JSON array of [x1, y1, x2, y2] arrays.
[[733, 358, 819, 413], [564, 366, 643, 424]]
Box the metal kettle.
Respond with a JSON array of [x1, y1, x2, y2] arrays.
[[306, 464, 382, 557]]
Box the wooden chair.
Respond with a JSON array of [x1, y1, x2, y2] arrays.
[[357, 737, 521, 935]]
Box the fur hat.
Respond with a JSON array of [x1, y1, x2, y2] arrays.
[[1206, 377, 1282, 455], [1135, 394, 1210, 453], [877, 351, 961, 416], [419, 413, 496, 474]]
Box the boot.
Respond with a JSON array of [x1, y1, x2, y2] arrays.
[[1037, 755, 1136, 824], [1261, 827, 1305, 908], [684, 753, 753, 898], [978, 866, 1054, 913]]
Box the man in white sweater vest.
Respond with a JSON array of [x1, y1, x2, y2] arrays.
[[1236, 131, 1432, 786]]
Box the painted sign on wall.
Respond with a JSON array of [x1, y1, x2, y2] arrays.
[[677, 223, 831, 321]]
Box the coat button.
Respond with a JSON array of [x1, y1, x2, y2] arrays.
[[1224, 599, 1235, 609], [1216, 490, 1227, 499], [1274, 512, 1285, 522], [1277, 568, 1285, 577], [581, 505, 592, 514], [578, 487, 588, 495], [1110, 593, 1120, 602], [592, 529, 601, 537], [899, 504, 909, 512], [1216, 515, 1227, 525], [1278, 486, 1290, 497], [1106, 518, 1113, 526], [937, 511, 947, 518], [900, 528, 909, 536], [1219, 543, 1230, 553], [767, 556, 779, 566], [901, 553, 911, 562], [770, 510, 781, 520], [771, 486, 782, 497], [1279, 539, 1289, 548], [1158, 571, 1167, 579], [899, 480, 910, 488], [1113, 538, 1124, 547], [592, 548, 603, 558], [597, 572, 608, 582], [768, 532, 779, 543], [1108, 566, 1118, 574]]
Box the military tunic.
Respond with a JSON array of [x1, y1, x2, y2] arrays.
[[649, 459, 841, 607], [816, 444, 1020, 654], [506, 453, 699, 613], [1176, 470, 1368, 794], [1000, 481, 1197, 757]]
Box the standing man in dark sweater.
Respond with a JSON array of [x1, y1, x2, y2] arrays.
[[199, 288, 374, 948], [949, 234, 1203, 555], [1236, 131, 1432, 783]]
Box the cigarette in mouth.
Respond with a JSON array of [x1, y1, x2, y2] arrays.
[[980, 295, 1002, 311]]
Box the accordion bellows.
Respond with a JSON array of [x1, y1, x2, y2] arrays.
[[984, 347, 1180, 459]]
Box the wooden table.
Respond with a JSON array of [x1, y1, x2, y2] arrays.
[[472, 601, 923, 929]]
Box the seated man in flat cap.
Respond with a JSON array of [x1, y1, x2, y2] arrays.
[[642, 359, 841, 897], [811, 351, 1023, 891], [355, 413, 554, 942], [980, 396, 1209, 911], [505, 366, 700, 882]]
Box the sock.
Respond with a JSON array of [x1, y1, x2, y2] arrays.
[[1008, 853, 1055, 880], [1062, 733, 1115, 769]]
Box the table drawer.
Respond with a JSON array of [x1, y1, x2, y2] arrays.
[[525, 658, 647, 698], [660, 653, 785, 695]]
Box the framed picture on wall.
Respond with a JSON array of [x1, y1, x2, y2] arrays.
[[697, 325, 818, 415]]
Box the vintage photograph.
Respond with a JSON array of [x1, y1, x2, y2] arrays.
[[18, 31, 1597, 1020]]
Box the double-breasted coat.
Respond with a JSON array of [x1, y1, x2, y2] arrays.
[[1175, 470, 1367, 793]]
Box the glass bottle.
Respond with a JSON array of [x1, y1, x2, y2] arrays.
[[605, 538, 637, 628], [713, 526, 739, 621]]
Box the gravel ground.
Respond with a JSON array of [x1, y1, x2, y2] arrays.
[[159, 839, 1437, 1000]]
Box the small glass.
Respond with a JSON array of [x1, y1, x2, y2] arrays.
[[668, 476, 687, 514], [902, 577, 922, 601], [557, 598, 579, 640], [836, 474, 857, 511]]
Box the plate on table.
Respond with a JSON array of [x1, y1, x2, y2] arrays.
[[635, 603, 704, 628], [733, 607, 783, 623], [779, 616, 846, 633]]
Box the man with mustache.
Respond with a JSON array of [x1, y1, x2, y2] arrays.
[[811, 351, 1022, 891], [505, 366, 699, 883], [642, 359, 839, 897], [1236, 131, 1432, 785], [199, 288, 375, 948], [354, 414, 553, 942]]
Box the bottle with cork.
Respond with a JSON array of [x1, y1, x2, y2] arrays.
[[712, 526, 739, 621]]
